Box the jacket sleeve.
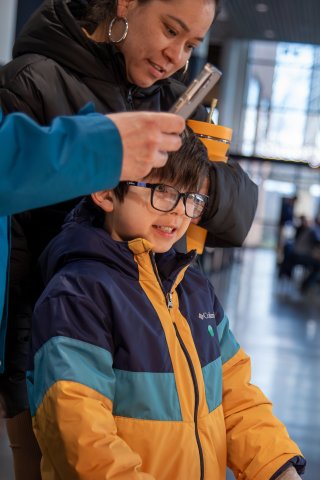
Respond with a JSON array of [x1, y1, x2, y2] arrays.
[[213, 293, 305, 479], [28, 277, 154, 480], [0, 86, 38, 119], [188, 87, 259, 248], [0, 106, 122, 216], [199, 159, 258, 247]]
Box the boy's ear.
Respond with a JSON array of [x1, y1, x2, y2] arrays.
[[91, 190, 115, 212]]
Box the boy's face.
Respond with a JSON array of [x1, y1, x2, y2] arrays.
[[92, 180, 193, 253]]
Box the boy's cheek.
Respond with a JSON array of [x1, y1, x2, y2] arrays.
[[177, 220, 192, 239], [191, 216, 200, 225], [190, 176, 210, 225]]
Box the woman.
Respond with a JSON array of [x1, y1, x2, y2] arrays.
[[0, 0, 257, 245], [0, 1, 258, 478]]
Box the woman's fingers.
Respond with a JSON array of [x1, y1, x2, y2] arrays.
[[107, 112, 185, 180]]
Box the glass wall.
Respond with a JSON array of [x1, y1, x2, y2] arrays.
[[226, 40, 320, 248], [242, 159, 320, 248], [240, 41, 320, 168]]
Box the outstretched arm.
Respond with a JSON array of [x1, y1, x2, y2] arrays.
[[209, 285, 305, 479], [0, 107, 184, 216], [0, 108, 122, 216]]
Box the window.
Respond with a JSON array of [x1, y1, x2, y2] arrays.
[[240, 41, 320, 166]]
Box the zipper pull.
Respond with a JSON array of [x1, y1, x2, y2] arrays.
[[127, 88, 133, 108], [166, 292, 173, 309]]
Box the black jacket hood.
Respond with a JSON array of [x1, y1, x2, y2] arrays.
[[13, 0, 167, 98], [14, 0, 103, 79], [39, 198, 196, 288]]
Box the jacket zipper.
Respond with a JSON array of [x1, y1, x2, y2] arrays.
[[150, 252, 173, 309], [174, 324, 204, 480], [126, 87, 134, 110], [149, 252, 204, 480]]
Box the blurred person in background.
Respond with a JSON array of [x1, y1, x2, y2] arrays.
[[278, 214, 320, 294], [278, 214, 309, 279], [294, 215, 309, 241], [276, 196, 298, 263], [295, 215, 320, 293]]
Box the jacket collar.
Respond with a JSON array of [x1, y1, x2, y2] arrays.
[[39, 198, 197, 290]]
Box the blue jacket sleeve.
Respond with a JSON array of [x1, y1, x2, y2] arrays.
[[0, 108, 123, 216]]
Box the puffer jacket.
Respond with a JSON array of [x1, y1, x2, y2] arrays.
[[27, 199, 304, 480], [0, 0, 257, 408]]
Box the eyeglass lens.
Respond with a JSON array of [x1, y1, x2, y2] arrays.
[[152, 185, 206, 218]]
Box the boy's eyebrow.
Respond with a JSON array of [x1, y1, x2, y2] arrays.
[[166, 15, 204, 42]]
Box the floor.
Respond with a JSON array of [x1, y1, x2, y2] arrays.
[[1, 247, 319, 479], [206, 248, 320, 480]]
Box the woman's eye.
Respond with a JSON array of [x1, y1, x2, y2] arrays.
[[165, 24, 177, 37]]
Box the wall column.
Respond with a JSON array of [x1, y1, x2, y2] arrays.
[[0, 0, 18, 65], [219, 39, 250, 152]]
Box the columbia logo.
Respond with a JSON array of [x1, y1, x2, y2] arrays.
[[198, 312, 215, 320]]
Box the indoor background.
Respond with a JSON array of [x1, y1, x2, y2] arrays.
[[0, 1, 319, 479]]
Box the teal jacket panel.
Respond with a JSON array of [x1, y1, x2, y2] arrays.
[[0, 216, 10, 372]]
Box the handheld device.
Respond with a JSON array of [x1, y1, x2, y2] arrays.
[[169, 63, 222, 120]]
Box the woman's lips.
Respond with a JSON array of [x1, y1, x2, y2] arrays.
[[148, 60, 166, 79]]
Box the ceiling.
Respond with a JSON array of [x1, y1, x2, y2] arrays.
[[210, 0, 320, 46]]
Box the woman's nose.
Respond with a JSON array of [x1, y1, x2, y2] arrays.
[[163, 41, 185, 67]]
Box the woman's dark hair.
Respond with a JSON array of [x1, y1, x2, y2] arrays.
[[83, 0, 117, 24], [83, 0, 221, 25], [113, 126, 210, 202]]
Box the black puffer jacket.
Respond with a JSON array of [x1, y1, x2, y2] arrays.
[[0, 0, 258, 416]]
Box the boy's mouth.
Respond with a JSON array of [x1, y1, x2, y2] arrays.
[[153, 225, 177, 234]]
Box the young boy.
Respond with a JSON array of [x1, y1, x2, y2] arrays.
[[27, 130, 305, 480]]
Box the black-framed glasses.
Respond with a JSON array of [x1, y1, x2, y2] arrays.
[[126, 181, 209, 219]]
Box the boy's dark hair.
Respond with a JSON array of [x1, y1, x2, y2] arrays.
[[113, 126, 210, 202]]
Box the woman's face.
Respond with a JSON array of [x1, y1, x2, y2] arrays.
[[116, 0, 216, 88]]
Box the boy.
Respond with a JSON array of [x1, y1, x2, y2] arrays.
[[27, 130, 304, 480]]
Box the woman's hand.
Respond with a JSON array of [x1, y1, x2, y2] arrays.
[[107, 112, 185, 180]]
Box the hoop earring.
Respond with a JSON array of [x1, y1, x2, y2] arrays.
[[108, 16, 129, 44], [182, 60, 189, 76]]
